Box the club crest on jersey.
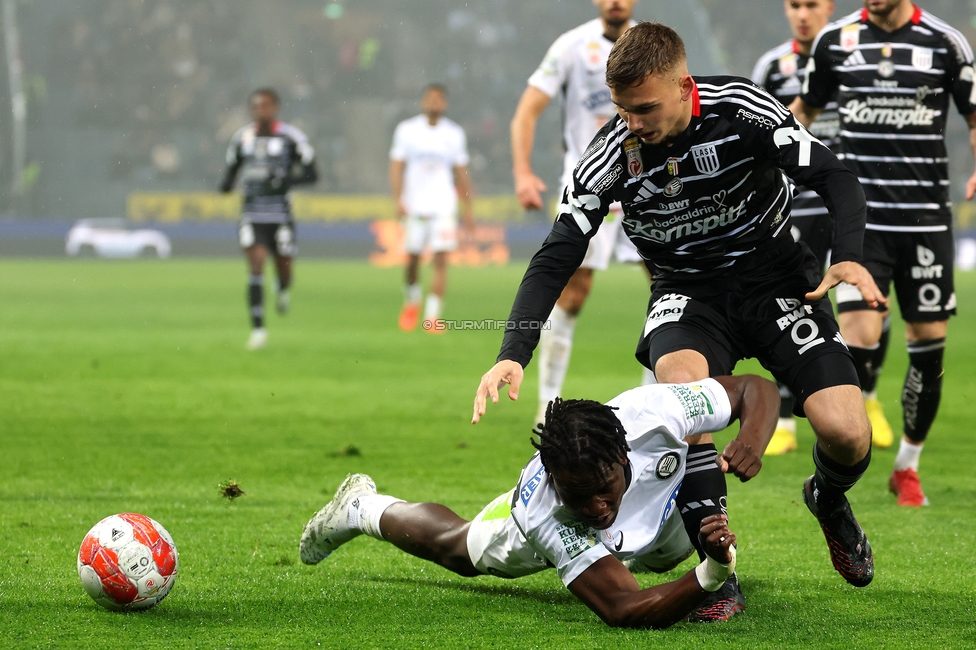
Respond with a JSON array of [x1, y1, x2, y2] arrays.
[[840, 24, 860, 52], [881, 43, 893, 59], [912, 47, 933, 71], [878, 59, 895, 78], [778, 53, 797, 77], [663, 177, 683, 197], [624, 138, 643, 177], [691, 143, 720, 176], [655, 452, 681, 480], [666, 157, 680, 176]]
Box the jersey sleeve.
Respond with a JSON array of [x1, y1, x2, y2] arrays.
[[389, 122, 408, 161], [495, 126, 619, 366], [750, 54, 775, 90], [942, 30, 976, 116], [732, 87, 865, 264], [800, 29, 837, 109], [219, 130, 244, 192], [609, 379, 733, 441], [531, 516, 611, 587], [453, 127, 470, 167], [527, 32, 573, 98]]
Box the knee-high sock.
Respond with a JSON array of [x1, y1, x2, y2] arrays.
[[248, 274, 264, 329], [902, 338, 945, 443], [849, 316, 892, 396], [777, 381, 795, 419], [677, 444, 728, 561], [537, 305, 576, 405], [810, 444, 871, 512]]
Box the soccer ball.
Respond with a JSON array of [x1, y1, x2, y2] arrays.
[[77, 513, 179, 611]]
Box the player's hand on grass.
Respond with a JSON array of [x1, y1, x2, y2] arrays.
[[515, 171, 547, 211], [472, 360, 524, 423], [699, 514, 736, 564], [717, 438, 762, 482], [805, 260, 887, 308]]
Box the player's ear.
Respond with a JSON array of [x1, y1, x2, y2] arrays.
[[679, 74, 695, 101]]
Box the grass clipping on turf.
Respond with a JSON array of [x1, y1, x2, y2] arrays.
[[218, 479, 245, 501]]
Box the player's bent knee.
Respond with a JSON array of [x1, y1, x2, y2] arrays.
[[433, 525, 481, 577], [804, 384, 871, 460]]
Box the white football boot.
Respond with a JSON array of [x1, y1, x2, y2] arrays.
[[300, 473, 377, 565], [246, 328, 268, 350], [276, 290, 290, 315]]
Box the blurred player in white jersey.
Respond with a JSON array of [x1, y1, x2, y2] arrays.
[[511, 0, 646, 423], [390, 84, 475, 332]]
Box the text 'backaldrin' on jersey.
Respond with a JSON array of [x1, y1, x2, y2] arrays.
[[802, 6, 976, 231], [222, 121, 317, 224], [565, 76, 864, 278], [510, 379, 733, 587]]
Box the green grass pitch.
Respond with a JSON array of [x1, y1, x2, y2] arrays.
[[1, 258, 975, 648]]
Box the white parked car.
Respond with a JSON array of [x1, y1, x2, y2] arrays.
[[65, 218, 171, 259]]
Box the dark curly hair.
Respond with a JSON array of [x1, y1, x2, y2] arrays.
[[532, 398, 630, 477]]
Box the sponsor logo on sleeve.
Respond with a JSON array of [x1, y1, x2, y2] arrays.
[[557, 521, 598, 559], [736, 108, 778, 129], [666, 384, 715, 418], [520, 467, 545, 505], [590, 164, 622, 194]]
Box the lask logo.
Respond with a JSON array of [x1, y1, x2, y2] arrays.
[[691, 144, 720, 175], [912, 47, 933, 71]]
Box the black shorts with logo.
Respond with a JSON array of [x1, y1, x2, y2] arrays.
[[636, 240, 858, 413], [835, 228, 955, 322], [239, 220, 297, 257]]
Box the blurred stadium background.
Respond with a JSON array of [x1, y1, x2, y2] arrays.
[[2, 0, 971, 259]]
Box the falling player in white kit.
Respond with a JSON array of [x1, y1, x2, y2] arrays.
[[300, 375, 779, 627], [391, 84, 475, 332], [511, 0, 647, 423]]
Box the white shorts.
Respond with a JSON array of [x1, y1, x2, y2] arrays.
[[404, 212, 458, 255], [465, 489, 694, 580]]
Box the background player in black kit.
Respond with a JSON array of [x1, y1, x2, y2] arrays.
[[753, 1, 896, 455], [220, 89, 318, 350], [791, 0, 976, 507], [474, 22, 886, 602]]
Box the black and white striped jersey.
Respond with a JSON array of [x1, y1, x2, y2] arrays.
[[220, 121, 318, 224], [497, 76, 866, 365], [753, 39, 840, 221], [801, 6, 976, 231]]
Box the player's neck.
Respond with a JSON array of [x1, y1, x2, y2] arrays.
[[795, 38, 813, 57], [868, 2, 915, 33], [601, 20, 629, 43], [425, 114, 441, 126]]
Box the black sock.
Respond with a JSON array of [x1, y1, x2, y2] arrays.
[[848, 345, 878, 393], [776, 381, 794, 419], [248, 274, 264, 329], [811, 444, 871, 512], [678, 444, 728, 561], [902, 338, 945, 443], [868, 316, 891, 391]]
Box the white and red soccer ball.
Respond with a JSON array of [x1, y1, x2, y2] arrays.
[[77, 513, 179, 611]]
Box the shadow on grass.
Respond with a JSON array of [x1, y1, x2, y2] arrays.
[[367, 574, 578, 605]]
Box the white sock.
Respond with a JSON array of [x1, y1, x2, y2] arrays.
[[776, 417, 796, 433], [348, 494, 405, 540], [864, 390, 878, 401], [893, 438, 923, 472], [423, 294, 442, 320], [641, 366, 657, 386], [405, 284, 421, 305], [538, 305, 576, 406]]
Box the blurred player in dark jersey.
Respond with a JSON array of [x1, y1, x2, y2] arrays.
[[753, 1, 895, 455], [220, 89, 317, 349], [792, 0, 976, 506]]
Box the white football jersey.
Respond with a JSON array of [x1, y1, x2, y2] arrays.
[[510, 379, 732, 586], [528, 18, 633, 188], [389, 115, 469, 217]]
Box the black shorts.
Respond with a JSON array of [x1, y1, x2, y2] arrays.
[[835, 228, 955, 322], [239, 221, 297, 257], [636, 240, 858, 414]]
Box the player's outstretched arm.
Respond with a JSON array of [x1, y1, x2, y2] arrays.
[[567, 515, 736, 629], [805, 260, 887, 308], [472, 360, 524, 423], [713, 375, 779, 481]]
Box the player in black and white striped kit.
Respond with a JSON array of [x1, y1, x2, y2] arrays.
[[753, 1, 895, 455], [220, 88, 318, 350], [791, 0, 976, 507], [474, 23, 885, 601]]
